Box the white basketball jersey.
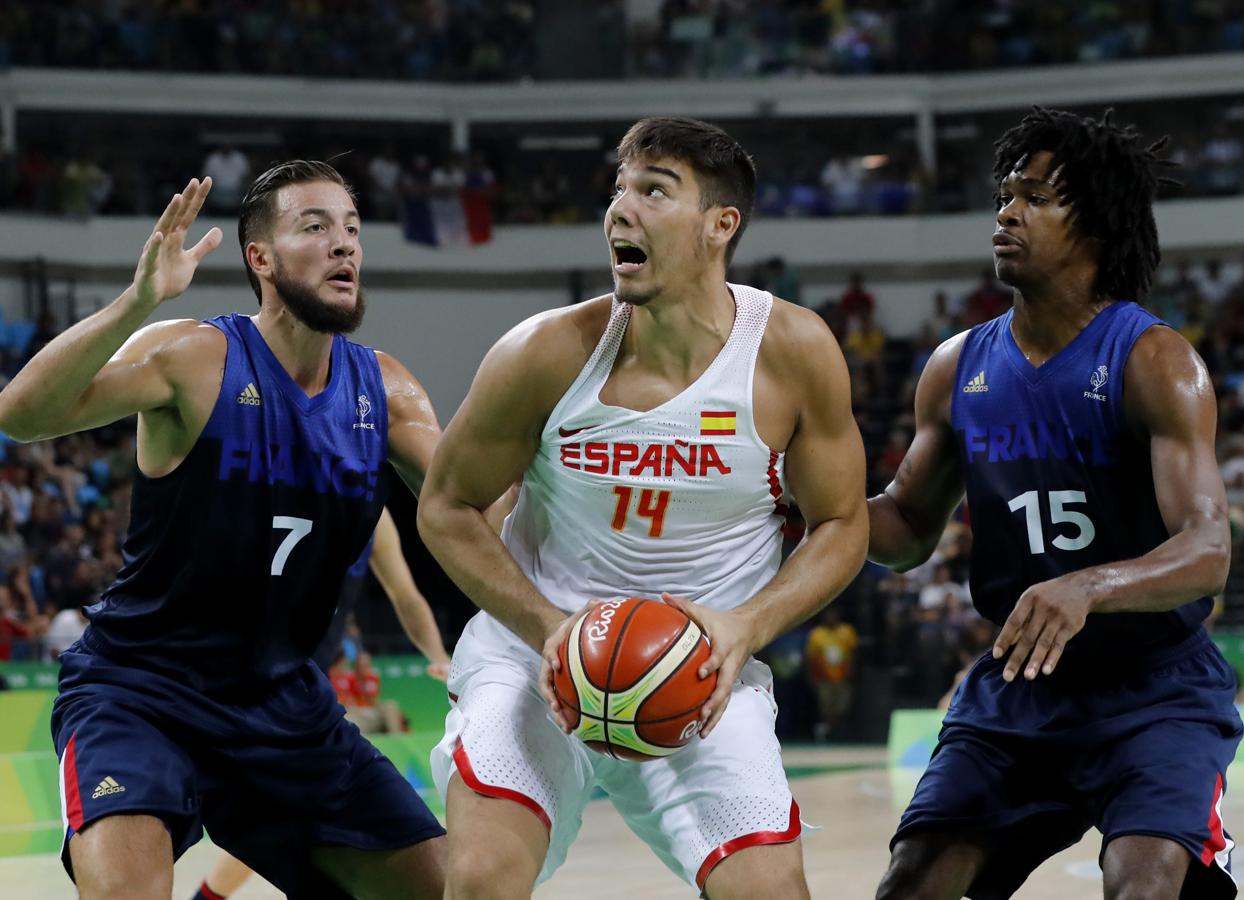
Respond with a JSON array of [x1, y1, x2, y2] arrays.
[[501, 282, 787, 614]]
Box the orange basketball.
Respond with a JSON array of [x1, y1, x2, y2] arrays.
[[552, 597, 716, 761]]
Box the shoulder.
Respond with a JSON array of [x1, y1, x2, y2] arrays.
[[760, 297, 845, 380], [482, 294, 614, 394], [134, 318, 227, 373], [1124, 323, 1214, 430]]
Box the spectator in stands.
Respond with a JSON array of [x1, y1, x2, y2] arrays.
[[43, 598, 87, 661], [918, 563, 969, 613], [366, 143, 403, 221], [60, 152, 110, 218], [840, 271, 875, 323], [1196, 258, 1234, 308], [353, 651, 406, 734], [843, 304, 887, 391], [756, 256, 802, 305], [805, 606, 858, 742], [201, 142, 250, 212], [959, 267, 1012, 326], [873, 427, 910, 489]]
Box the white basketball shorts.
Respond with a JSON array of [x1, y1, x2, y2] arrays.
[[430, 612, 801, 891]]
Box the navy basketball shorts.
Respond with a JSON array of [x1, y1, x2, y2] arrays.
[[893, 631, 1242, 899], [51, 644, 444, 898]]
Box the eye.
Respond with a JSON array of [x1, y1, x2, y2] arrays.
[[306, 222, 324, 232], [346, 224, 360, 235], [1030, 195, 1047, 205], [995, 193, 1012, 208], [647, 185, 666, 198]]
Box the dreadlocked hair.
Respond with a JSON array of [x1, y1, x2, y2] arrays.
[[992, 107, 1181, 302]]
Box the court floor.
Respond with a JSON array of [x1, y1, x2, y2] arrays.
[[4, 745, 1233, 899]]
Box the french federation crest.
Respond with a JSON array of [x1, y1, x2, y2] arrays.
[[1084, 365, 1108, 402], [354, 394, 375, 430]]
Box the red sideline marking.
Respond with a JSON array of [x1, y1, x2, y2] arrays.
[[452, 738, 551, 832], [696, 798, 802, 889], [63, 733, 84, 831], [1201, 771, 1227, 866], [767, 449, 789, 518]]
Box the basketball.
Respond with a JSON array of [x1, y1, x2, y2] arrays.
[[552, 597, 716, 761]]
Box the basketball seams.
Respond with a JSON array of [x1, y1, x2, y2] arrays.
[[601, 600, 644, 760]]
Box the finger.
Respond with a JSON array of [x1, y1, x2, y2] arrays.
[[993, 598, 1031, 659], [699, 680, 733, 737], [188, 226, 223, 264], [1002, 626, 1038, 683], [138, 231, 164, 281], [180, 177, 211, 231], [152, 191, 184, 242], [1023, 625, 1058, 681], [1038, 632, 1068, 677]]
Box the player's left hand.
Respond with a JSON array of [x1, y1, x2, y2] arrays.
[[992, 576, 1092, 682], [660, 592, 753, 739]]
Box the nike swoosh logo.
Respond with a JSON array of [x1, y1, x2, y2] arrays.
[[558, 425, 593, 438]]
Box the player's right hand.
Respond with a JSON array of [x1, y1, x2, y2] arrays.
[[538, 600, 601, 733], [132, 177, 223, 309]]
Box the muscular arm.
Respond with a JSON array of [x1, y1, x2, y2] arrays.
[[416, 312, 584, 651], [368, 507, 449, 666], [0, 179, 222, 443], [1081, 327, 1229, 611], [378, 351, 442, 497], [732, 314, 868, 649], [993, 326, 1230, 682], [867, 334, 967, 571]]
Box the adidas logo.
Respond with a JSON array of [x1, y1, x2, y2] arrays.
[[91, 776, 126, 799], [236, 383, 262, 406], [962, 371, 989, 393]]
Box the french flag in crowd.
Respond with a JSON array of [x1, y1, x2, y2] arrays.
[[403, 185, 492, 247]]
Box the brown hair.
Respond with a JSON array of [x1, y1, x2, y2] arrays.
[[617, 117, 756, 264], [237, 159, 356, 301]]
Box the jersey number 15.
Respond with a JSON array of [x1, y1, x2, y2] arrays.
[[1007, 490, 1096, 554]]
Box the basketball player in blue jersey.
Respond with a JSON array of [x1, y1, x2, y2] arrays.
[[0, 162, 448, 899], [870, 107, 1242, 899]]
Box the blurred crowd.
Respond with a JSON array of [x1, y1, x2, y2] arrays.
[[1, 114, 1240, 224], [0, 1, 537, 82], [634, 0, 1244, 78], [2, 1, 1241, 82]]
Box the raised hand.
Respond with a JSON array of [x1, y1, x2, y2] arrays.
[[132, 177, 223, 308]]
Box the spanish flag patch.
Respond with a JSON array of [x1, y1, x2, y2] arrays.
[[700, 410, 736, 436]]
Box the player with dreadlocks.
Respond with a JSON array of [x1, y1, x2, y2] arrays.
[[869, 106, 1242, 899]]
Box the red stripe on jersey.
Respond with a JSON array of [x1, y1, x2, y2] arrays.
[[452, 738, 551, 832], [701, 427, 737, 436], [702, 410, 735, 418], [63, 733, 84, 831], [696, 798, 801, 889], [767, 449, 787, 517], [1201, 771, 1227, 866]]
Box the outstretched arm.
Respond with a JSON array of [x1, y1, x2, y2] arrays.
[[992, 326, 1230, 681], [368, 507, 452, 680], [867, 333, 967, 570], [0, 178, 222, 441]]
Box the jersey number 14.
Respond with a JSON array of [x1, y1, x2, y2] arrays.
[[1007, 490, 1096, 554]]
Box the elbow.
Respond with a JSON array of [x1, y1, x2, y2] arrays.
[[1205, 536, 1231, 598]]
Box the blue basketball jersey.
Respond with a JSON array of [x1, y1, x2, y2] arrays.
[[82, 313, 389, 693], [950, 301, 1211, 661]]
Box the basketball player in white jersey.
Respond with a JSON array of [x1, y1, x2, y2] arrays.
[[418, 117, 867, 899]]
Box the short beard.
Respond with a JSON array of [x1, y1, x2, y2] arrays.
[[271, 260, 366, 334]]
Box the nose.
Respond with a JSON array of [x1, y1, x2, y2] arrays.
[[996, 198, 1020, 228], [609, 191, 634, 228], [331, 227, 357, 257]]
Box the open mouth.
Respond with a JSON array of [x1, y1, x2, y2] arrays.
[[328, 270, 356, 287], [612, 241, 648, 273]]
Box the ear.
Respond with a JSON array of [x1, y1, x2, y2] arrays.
[[245, 240, 272, 281], [706, 206, 741, 255]]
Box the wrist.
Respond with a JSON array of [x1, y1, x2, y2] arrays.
[[119, 283, 160, 318]]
